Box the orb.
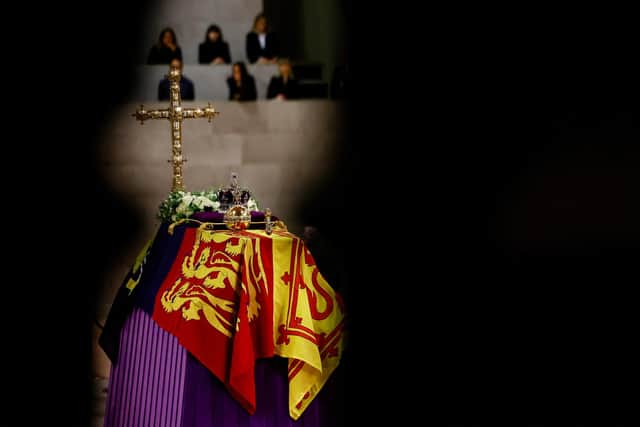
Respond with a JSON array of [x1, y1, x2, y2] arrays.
[[224, 205, 251, 231]]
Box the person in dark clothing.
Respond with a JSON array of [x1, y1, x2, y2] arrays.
[[267, 60, 298, 100], [330, 64, 350, 100], [147, 27, 182, 65], [245, 13, 279, 64], [226, 62, 257, 101], [158, 58, 195, 101], [198, 24, 231, 64]]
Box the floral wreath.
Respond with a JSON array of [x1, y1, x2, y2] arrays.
[[158, 189, 259, 222]]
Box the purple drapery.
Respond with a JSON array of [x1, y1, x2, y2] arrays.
[[104, 307, 187, 427], [104, 308, 332, 427], [181, 352, 324, 427]]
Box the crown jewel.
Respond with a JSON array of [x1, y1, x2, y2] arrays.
[[219, 172, 252, 230], [217, 172, 252, 212]]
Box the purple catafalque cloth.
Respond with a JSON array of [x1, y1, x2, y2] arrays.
[[103, 309, 336, 427]]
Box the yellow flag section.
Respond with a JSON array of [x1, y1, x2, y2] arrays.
[[269, 230, 346, 420], [125, 237, 154, 294]]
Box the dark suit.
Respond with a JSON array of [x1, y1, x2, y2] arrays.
[[147, 45, 182, 65], [198, 41, 231, 64], [158, 76, 195, 101], [245, 32, 279, 64], [267, 76, 299, 99], [226, 76, 257, 101]]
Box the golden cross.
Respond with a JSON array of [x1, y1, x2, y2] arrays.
[[132, 65, 219, 192]]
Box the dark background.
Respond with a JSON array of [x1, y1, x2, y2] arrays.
[[2, 1, 638, 426], [305, 3, 639, 426]]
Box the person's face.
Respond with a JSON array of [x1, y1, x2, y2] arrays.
[[255, 17, 267, 33], [171, 59, 182, 70], [208, 30, 220, 42], [279, 63, 291, 77], [233, 65, 242, 81], [162, 31, 174, 46]]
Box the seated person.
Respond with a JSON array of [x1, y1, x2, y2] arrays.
[[147, 27, 183, 64], [198, 24, 231, 64], [158, 58, 195, 101], [246, 13, 279, 64], [267, 60, 299, 100], [227, 62, 257, 101]]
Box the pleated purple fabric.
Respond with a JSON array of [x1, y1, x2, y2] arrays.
[[104, 308, 337, 427], [104, 307, 187, 427], [181, 354, 326, 427]]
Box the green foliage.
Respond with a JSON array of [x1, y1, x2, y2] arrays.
[[157, 189, 259, 222]]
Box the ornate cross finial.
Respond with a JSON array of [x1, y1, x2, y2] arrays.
[[132, 64, 220, 192], [230, 172, 239, 189], [230, 172, 242, 205]]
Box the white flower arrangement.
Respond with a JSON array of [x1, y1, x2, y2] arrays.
[[158, 189, 259, 222]]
